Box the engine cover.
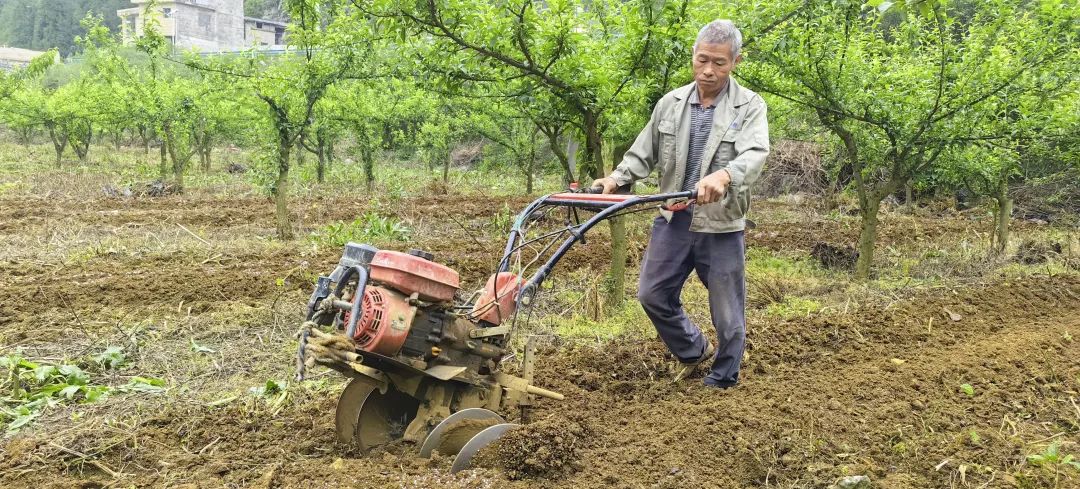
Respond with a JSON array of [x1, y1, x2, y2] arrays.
[[369, 250, 460, 302], [346, 286, 415, 355], [471, 272, 521, 326]]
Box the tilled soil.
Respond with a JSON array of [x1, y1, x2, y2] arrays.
[[1, 193, 1077, 488]]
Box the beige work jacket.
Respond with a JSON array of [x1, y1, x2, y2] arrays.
[[609, 78, 769, 233]]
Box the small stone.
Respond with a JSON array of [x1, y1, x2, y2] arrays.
[[832, 475, 871, 489], [331, 458, 345, 471], [943, 308, 962, 321], [890, 358, 906, 365], [910, 400, 926, 411]]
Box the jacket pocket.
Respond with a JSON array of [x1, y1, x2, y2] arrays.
[[658, 119, 677, 173], [702, 186, 747, 223], [708, 129, 739, 175]]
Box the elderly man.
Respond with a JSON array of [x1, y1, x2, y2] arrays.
[[593, 20, 769, 389]]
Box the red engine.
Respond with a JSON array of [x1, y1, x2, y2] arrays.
[[344, 250, 459, 355], [368, 250, 460, 302]]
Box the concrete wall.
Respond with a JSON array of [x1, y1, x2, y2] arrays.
[[119, 0, 249, 51], [244, 20, 285, 47]]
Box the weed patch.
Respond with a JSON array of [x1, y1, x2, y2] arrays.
[[309, 209, 411, 246]]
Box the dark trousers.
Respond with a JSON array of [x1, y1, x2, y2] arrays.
[[637, 210, 746, 386]]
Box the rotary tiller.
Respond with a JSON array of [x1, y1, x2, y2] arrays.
[[297, 186, 694, 472]]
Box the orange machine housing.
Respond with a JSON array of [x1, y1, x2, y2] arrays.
[[347, 286, 415, 355], [369, 250, 460, 302], [471, 272, 521, 326]]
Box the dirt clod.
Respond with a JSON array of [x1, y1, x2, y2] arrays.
[[810, 242, 858, 270], [433, 418, 499, 456], [1015, 239, 1062, 264], [472, 416, 591, 480]]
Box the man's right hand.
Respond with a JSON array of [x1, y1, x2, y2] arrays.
[[591, 177, 618, 194]]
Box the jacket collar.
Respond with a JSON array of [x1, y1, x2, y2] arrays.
[[675, 77, 751, 106]]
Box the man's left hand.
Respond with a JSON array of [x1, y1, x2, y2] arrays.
[[695, 169, 731, 204]]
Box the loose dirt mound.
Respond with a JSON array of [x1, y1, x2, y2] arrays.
[[810, 241, 859, 270], [472, 416, 592, 480], [1015, 239, 1063, 264]]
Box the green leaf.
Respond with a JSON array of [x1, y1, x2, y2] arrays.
[[59, 365, 88, 385], [33, 365, 58, 382], [83, 386, 110, 403], [93, 346, 127, 370], [124, 376, 167, 393], [205, 396, 238, 408], [59, 384, 82, 400], [250, 379, 284, 398], [7, 411, 39, 432]]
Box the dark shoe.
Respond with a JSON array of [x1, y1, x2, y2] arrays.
[[703, 378, 737, 389], [673, 341, 715, 383]]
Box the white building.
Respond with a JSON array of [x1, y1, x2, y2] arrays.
[[0, 47, 52, 71], [118, 0, 286, 52]]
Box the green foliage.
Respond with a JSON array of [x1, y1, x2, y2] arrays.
[[309, 210, 412, 246], [764, 296, 823, 319], [0, 354, 109, 433], [1027, 442, 1080, 471], [739, 0, 1079, 277], [489, 203, 516, 234], [959, 383, 975, 396], [249, 379, 285, 398], [122, 376, 167, 393], [92, 346, 127, 370], [376, 0, 695, 179]]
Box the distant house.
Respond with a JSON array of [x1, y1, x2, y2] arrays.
[[117, 0, 287, 52], [0, 47, 53, 71]]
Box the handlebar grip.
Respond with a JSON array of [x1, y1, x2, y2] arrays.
[[576, 184, 632, 194]]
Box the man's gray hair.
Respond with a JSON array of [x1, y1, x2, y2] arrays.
[[693, 20, 742, 59]]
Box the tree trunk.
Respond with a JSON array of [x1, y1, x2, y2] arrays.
[[581, 111, 603, 180], [295, 140, 306, 169], [540, 126, 574, 185], [315, 135, 326, 184], [605, 139, 632, 307], [855, 198, 881, 280], [47, 123, 66, 167], [992, 176, 1012, 256], [200, 145, 211, 172], [359, 130, 375, 191], [326, 138, 335, 172], [165, 127, 186, 193], [70, 123, 92, 163], [904, 183, 913, 212], [159, 140, 168, 181], [275, 141, 293, 240], [139, 125, 151, 163], [525, 155, 535, 194], [442, 147, 451, 188], [17, 127, 33, 146]]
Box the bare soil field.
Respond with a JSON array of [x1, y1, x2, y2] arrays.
[[1, 186, 1078, 489]]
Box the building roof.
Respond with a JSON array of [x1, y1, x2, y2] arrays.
[[0, 47, 47, 63], [244, 17, 288, 27]]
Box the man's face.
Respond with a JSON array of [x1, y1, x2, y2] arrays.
[[692, 42, 741, 94]]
